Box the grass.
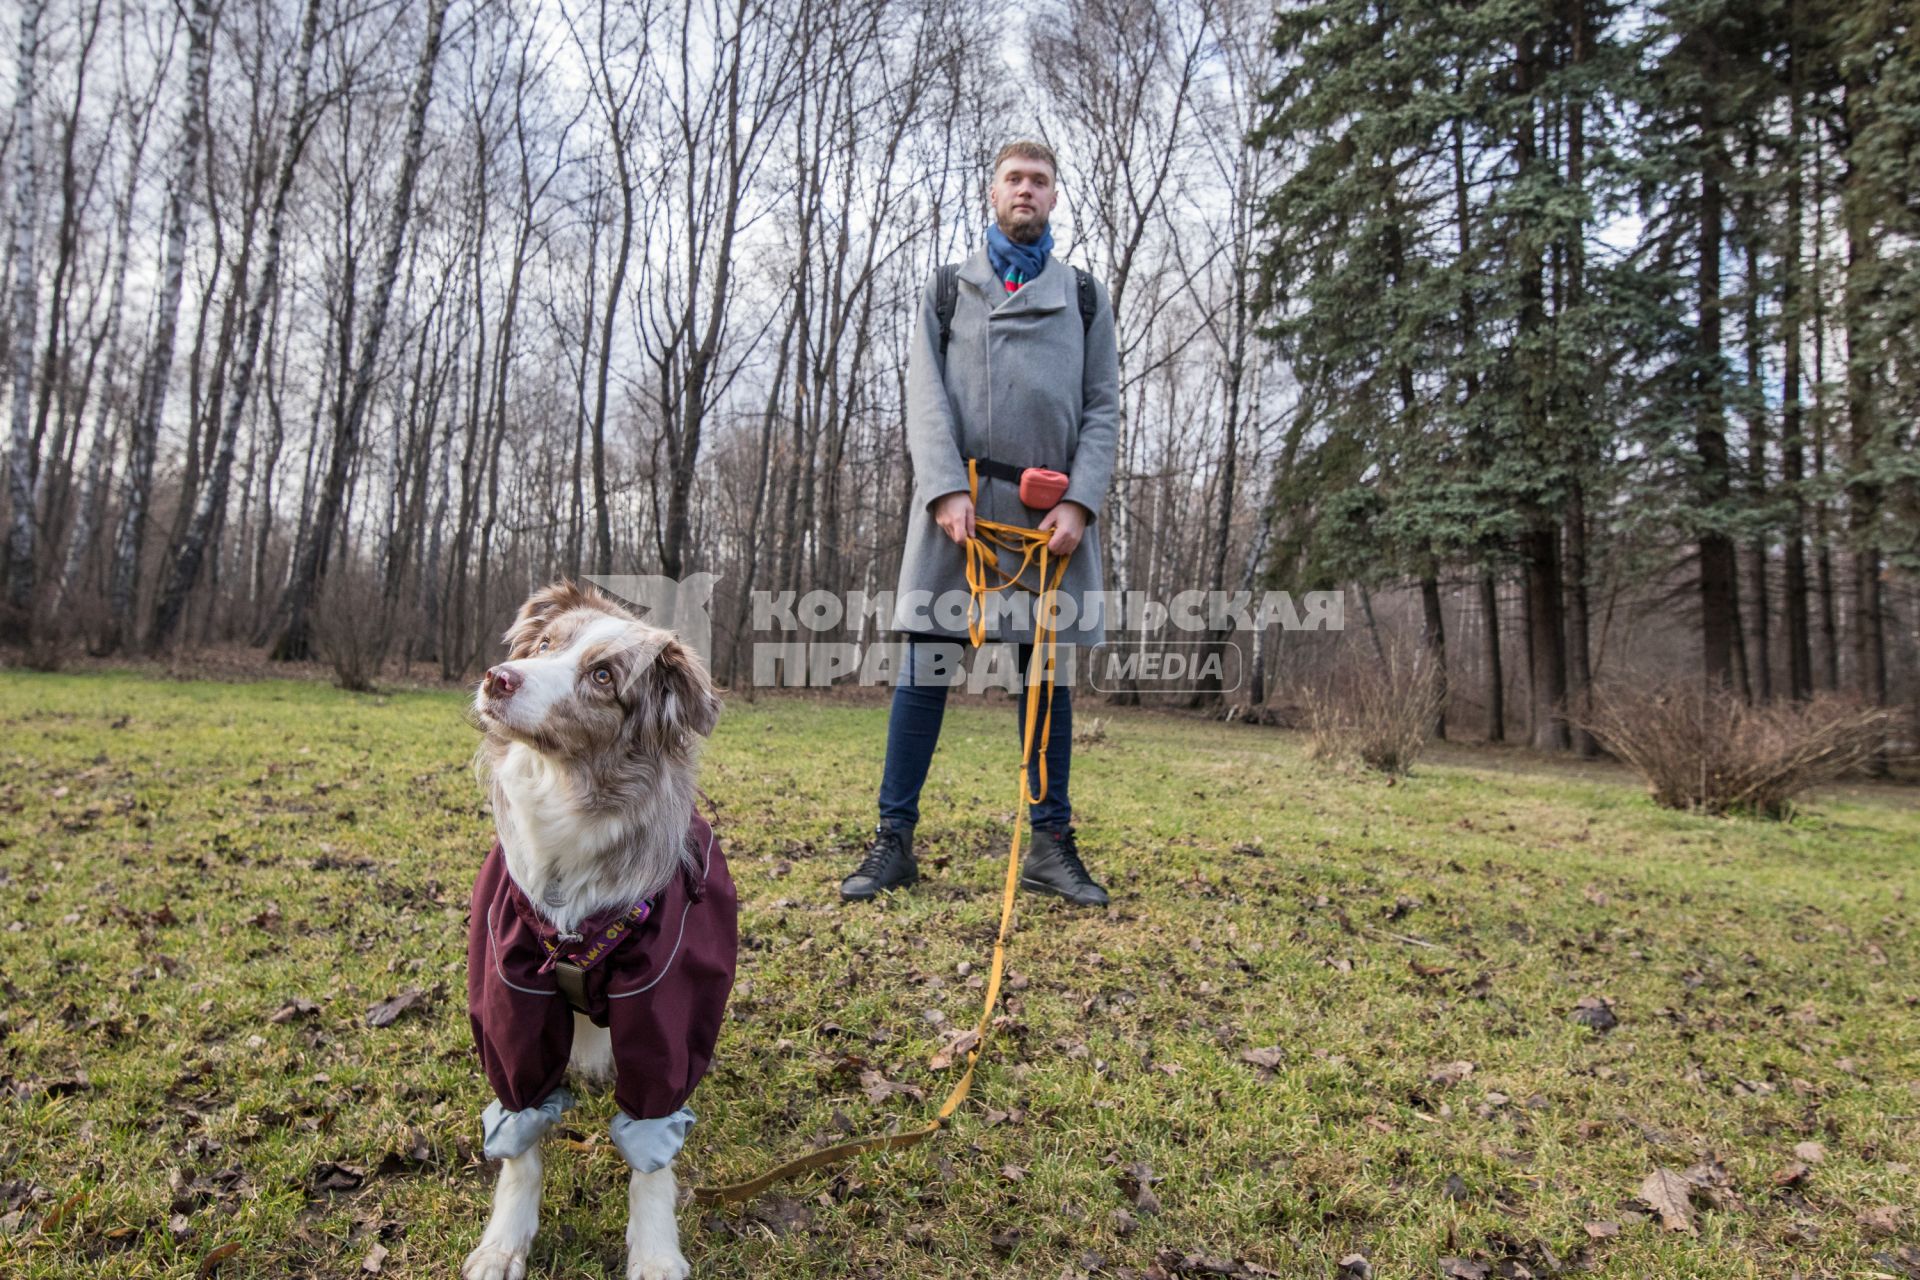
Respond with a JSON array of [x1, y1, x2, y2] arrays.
[[1, 668, 1916, 1279]]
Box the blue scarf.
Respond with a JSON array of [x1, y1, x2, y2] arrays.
[[985, 222, 1053, 290]]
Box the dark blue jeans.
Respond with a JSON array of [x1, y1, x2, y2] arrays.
[[877, 638, 1072, 832]]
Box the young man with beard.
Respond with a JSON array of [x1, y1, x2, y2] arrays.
[[840, 140, 1119, 909]]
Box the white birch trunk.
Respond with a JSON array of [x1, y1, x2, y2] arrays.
[[3, 0, 44, 634]]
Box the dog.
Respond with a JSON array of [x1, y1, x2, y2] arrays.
[[463, 580, 735, 1280]]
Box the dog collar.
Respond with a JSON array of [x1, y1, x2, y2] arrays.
[[499, 855, 656, 976], [534, 897, 653, 975]]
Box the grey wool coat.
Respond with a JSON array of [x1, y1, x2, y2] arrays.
[[892, 246, 1119, 648]]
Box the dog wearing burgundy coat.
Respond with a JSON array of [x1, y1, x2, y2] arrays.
[[464, 581, 736, 1280]]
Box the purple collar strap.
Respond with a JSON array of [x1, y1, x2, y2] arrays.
[[501, 863, 655, 976]]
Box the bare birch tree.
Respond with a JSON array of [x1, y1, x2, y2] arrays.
[[50, 12, 170, 622], [2, 0, 43, 642], [101, 0, 212, 653], [269, 0, 450, 660], [637, 0, 799, 578], [149, 0, 325, 650]]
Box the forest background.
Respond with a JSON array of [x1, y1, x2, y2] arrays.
[[1, 0, 1916, 752]]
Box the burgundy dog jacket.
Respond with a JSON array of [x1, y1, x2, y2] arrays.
[[467, 809, 737, 1168]]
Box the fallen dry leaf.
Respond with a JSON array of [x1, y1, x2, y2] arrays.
[[375, 1132, 434, 1177], [744, 1195, 811, 1236], [269, 997, 319, 1025], [1681, 1159, 1743, 1212], [858, 1070, 925, 1106], [361, 1242, 388, 1273], [197, 1242, 243, 1277], [1116, 1161, 1163, 1215], [1640, 1169, 1696, 1235], [1438, 1258, 1490, 1280], [1792, 1141, 1825, 1164], [1771, 1161, 1810, 1187], [1585, 1220, 1620, 1239], [928, 1029, 981, 1071], [1572, 995, 1619, 1032], [309, 1162, 365, 1194], [365, 986, 434, 1029], [1239, 1047, 1284, 1071], [1858, 1205, 1904, 1235], [1427, 1060, 1475, 1087]]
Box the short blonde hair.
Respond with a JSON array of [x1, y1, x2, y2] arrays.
[[992, 140, 1058, 181]]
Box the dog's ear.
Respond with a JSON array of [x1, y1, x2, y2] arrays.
[[503, 580, 624, 657], [651, 639, 722, 740]]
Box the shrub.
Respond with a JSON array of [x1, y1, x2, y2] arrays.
[[1302, 639, 1446, 775], [311, 569, 389, 693], [1578, 683, 1895, 817], [18, 586, 109, 671]]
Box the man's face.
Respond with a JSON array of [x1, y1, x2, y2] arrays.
[[989, 156, 1059, 245]]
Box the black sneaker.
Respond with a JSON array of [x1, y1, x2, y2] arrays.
[[1021, 827, 1109, 907], [840, 823, 918, 902]]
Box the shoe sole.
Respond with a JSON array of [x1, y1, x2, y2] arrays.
[[1019, 875, 1107, 907], [841, 873, 918, 903]]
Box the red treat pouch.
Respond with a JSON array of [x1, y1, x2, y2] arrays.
[[1019, 468, 1070, 510]]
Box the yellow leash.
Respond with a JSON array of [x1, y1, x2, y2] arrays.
[[693, 461, 1067, 1205]]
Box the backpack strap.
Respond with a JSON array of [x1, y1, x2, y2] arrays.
[[937, 262, 1096, 358], [935, 263, 960, 360]]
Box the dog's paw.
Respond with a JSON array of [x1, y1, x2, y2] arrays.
[[462, 1246, 529, 1280], [626, 1249, 692, 1280]]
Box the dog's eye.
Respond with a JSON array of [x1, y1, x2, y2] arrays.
[[592, 668, 612, 686], [537, 639, 551, 654]]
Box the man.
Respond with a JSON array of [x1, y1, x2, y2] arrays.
[[840, 140, 1118, 909]]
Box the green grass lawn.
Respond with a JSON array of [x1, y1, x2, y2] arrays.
[[1, 670, 1916, 1279]]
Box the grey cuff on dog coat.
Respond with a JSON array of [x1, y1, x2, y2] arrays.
[[481, 1087, 575, 1160], [610, 1106, 695, 1173]]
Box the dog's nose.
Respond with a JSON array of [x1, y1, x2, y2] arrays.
[[485, 665, 521, 698]]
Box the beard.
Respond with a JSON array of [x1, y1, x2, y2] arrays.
[[995, 206, 1048, 244]]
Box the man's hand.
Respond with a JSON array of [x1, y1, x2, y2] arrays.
[[932, 491, 976, 545], [1039, 501, 1089, 556]]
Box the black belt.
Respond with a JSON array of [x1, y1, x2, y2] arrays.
[[971, 456, 1026, 484]]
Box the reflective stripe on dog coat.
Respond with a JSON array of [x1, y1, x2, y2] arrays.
[[467, 810, 737, 1168]]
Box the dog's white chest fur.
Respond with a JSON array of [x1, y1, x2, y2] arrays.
[[491, 742, 634, 932], [488, 741, 693, 935]]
